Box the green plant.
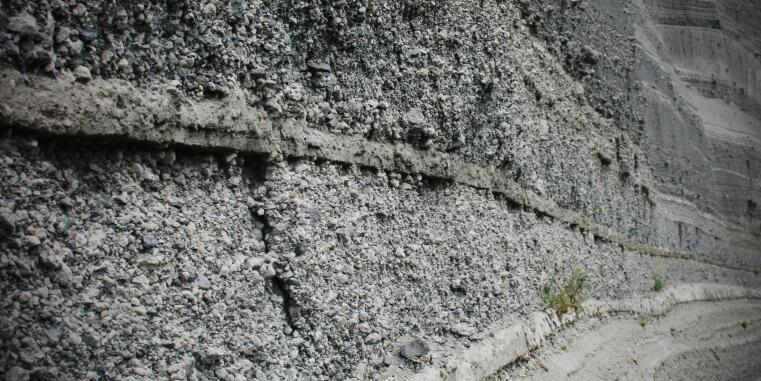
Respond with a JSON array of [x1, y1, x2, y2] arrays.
[[542, 269, 588, 318], [638, 315, 649, 328], [653, 273, 665, 292]]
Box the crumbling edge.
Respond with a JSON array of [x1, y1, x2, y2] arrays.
[[407, 283, 761, 380]]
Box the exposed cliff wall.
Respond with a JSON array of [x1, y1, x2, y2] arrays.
[[0, 0, 759, 380]]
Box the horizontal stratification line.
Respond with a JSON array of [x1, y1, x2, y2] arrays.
[[0, 69, 278, 154], [278, 121, 758, 272], [0, 69, 758, 273], [404, 283, 761, 381]]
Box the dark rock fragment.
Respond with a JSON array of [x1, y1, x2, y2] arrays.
[[399, 337, 430, 359], [307, 61, 332, 73], [0, 209, 15, 237]]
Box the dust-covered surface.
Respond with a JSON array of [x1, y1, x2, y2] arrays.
[[654, 336, 761, 381], [490, 299, 761, 380], [1, 0, 760, 379]]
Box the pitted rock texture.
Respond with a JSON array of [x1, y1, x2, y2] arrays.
[[0, 0, 760, 380], [0, 137, 296, 380], [0, 0, 657, 243], [3, 0, 757, 269], [1, 136, 760, 380], [257, 158, 761, 378]]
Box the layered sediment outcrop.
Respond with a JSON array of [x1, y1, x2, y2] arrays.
[[0, 0, 759, 380]]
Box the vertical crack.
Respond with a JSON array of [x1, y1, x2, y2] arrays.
[[252, 210, 272, 255], [241, 153, 299, 332], [242, 153, 271, 252], [270, 275, 299, 331]]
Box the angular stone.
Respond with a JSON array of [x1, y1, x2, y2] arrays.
[[403, 108, 427, 126], [306, 62, 332, 73]]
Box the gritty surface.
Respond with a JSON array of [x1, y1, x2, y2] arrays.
[[0, 0, 760, 379], [2, 135, 760, 380], [0, 0, 669, 247], [0, 136, 294, 380], [1, 0, 758, 267]]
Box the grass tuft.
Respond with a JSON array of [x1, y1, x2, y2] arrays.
[[542, 269, 588, 318], [653, 273, 665, 292]]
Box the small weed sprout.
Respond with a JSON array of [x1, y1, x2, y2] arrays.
[[638, 315, 649, 328], [542, 269, 588, 318], [653, 273, 665, 292]]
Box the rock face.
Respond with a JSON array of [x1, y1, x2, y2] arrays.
[[0, 0, 759, 380], [638, 0, 761, 223]]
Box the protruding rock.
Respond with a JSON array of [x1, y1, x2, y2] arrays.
[[451, 322, 477, 337], [138, 254, 165, 267], [196, 275, 212, 290], [73, 66, 92, 83], [446, 131, 466, 152], [0, 209, 15, 237], [142, 234, 158, 248], [407, 47, 424, 57], [365, 332, 382, 344], [398, 337, 430, 359], [403, 108, 427, 126], [7, 12, 39, 36], [45, 327, 62, 342], [78, 28, 98, 43], [231, 0, 246, 19], [82, 334, 99, 347], [306, 61, 332, 73], [4, 40, 20, 57], [39, 248, 64, 270]]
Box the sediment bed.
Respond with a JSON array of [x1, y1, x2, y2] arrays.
[[1, 0, 760, 380]]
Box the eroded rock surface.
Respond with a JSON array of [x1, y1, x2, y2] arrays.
[[0, 0, 759, 380]]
